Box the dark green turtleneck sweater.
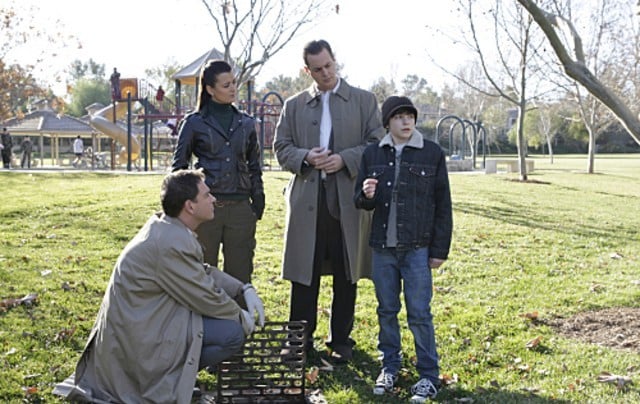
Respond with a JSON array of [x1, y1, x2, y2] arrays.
[[203, 99, 233, 131]]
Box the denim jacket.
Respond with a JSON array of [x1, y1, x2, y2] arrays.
[[171, 105, 263, 199], [354, 130, 452, 259]]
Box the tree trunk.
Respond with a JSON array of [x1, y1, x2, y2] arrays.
[[516, 0, 640, 146]]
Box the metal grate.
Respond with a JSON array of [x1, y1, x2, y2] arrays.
[[216, 321, 307, 403]]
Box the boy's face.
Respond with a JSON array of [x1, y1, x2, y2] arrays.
[[388, 110, 416, 144]]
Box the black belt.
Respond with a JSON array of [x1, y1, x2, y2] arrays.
[[214, 200, 246, 208]]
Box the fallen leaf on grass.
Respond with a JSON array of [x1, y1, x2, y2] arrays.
[[597, 372, 633, 390], [525, 336, 543, 349], [454, 398, 474, 403], [440, 373, 459, 385], [0, 293, 38, 311], [54, 326, 76, 342], [609, 252, 623, 259], [516, 364, 531, 372], [519, 311, 539, 320], [306, 366, 319, 384]]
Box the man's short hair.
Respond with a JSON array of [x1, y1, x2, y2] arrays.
[[303, 39, 334, 66], [161, 169, 206, 217]]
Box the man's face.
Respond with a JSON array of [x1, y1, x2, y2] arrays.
[[305, 48, 338, 92], [192, 181, 215, 224]]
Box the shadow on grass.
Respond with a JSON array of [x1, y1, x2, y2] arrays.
[[309, 349, 572, 404], [454, 197, 637, 243]]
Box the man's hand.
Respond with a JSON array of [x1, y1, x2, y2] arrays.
[[305, 146, 331, 167], [305, 147, 344, 174], [240, 309, 255, 335], [316, 153, 344, 174], [243, 285, 265, 327]]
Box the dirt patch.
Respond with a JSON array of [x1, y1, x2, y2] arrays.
[[548, 307, 640, 353]]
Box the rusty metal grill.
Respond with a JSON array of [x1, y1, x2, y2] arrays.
[[216, 321, 307, 403]]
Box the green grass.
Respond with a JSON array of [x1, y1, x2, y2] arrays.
[[1, 154, 639, 403]]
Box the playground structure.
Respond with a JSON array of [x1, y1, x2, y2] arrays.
[[86, 77, 184, 171], [435, 114, 487, 171], [89, 101, 141, 161]]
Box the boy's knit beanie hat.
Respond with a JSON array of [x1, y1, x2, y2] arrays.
[[381, 96, 418, 127]]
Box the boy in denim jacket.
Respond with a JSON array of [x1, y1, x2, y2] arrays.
[[354, 96, 452, 402]]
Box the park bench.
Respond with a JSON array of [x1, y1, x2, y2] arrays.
[[485, 159, 534, 174]]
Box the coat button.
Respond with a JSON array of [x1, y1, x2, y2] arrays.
[[389, 162, 393, 166], [226, 157, 230, 162], [198, 331, 203, 338], [386, 181, 391, 186]]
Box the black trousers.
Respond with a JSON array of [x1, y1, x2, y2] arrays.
[[289, 181, 356, 352]]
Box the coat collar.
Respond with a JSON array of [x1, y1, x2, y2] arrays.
[[304, 78, 351, 105], [379, 129, 424, 149]]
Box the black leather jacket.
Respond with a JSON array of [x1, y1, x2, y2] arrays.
[[171, 106, 264, 204], [354, 132, 452, 259]]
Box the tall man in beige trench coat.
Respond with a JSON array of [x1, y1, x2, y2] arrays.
[[54, 169, 265, 403], [274, 39, 384, 363]]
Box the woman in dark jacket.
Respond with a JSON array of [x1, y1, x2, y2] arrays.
[[172, 60, 264, 284]]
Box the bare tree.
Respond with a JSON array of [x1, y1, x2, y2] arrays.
[[200, 0, 330, 89], [451, 0, 552, 180], [516, 0, 640, 151], [532, 1, 634, 173]]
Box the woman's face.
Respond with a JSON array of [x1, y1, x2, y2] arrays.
[[206, 72, 236, 104]]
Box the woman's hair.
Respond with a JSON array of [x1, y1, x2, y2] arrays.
[[303, 39, 334, 66], [196, 59, 233, 111], [161, 169, 205, 217]]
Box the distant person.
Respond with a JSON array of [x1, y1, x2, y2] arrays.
[[354, 96, 453, 402], [172, 60, 265, 285], [53, 169, 265, 403], [273, 39, 384, 363], [110, 67, 121, 101], [1, 127, 12, 169], [72, 135, 83, 167], [156, 85, 165, 111], [20, 136, 33, 169]]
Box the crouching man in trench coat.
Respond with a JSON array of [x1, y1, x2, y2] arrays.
[[54, 169, 265, 403]]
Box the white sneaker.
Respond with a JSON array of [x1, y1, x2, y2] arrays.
[[372, 369, 397, 395], [409, 378, 438, 402]]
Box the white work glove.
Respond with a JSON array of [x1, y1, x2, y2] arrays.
[[243, 284, 265, 327], [240, 309, 255, 336]]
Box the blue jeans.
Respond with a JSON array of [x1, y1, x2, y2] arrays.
[[371, 247, 439, 383], [199, 317, 245, 369]]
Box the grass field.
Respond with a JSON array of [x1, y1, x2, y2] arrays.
[[1, 154, 639, 403]]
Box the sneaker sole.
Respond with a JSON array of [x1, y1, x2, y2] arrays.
[[372, 387, 386, 395]]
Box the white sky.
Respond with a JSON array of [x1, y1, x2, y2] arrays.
[[7, 0, 473, 95]]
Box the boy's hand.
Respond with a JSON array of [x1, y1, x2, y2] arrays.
[[362, 178, 378, 199], [429, 258, 445, 269]]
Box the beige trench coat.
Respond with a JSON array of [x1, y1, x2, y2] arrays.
[[55, 214, 245, 404], [273, 79, 384, 286]]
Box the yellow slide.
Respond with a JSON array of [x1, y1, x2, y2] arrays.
[[89, 102, 140, 160]]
